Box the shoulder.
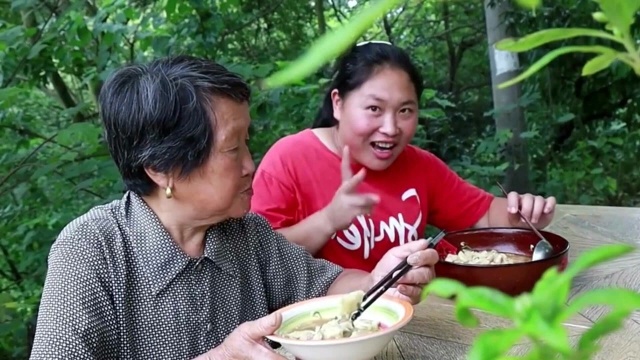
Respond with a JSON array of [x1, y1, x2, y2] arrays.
[[52, 198, 124, 254], [232, 212, 288, 246], [263, 128, 317, 155], [258, 129, 320, 169], [236, 212, 276, 235], [255, 128, 324, 186], [398, 145, 449, 169]]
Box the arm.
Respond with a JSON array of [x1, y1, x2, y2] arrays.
[[252, 214, 369, 310], [30, 224, 117, 360], [252, 168, 335, 255], [275, 208, 336, 255], [423, 150, 553, 231], [326, 269, 372, 295], [474, 196, 553, 229], [424, 152, 494, 231]]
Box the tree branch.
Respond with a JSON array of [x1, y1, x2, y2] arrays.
[[382, 14, 393, 43], [21, 9, 84, 122], [0, 242, 23, 285], [52, 169, 105, 199], [0, 266, 14, 282], [315, 0, 326, 35], [442, 2, 456, 93], [330, 0, 346, 24], [1, 11, 55, 88], [0, 124, 74, 150], [0, 134, 56, 192], [220, 0, 286, 39]]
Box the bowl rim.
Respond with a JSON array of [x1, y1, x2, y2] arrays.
[[265, 294, 413, 346], [436, 226, 570, 268]]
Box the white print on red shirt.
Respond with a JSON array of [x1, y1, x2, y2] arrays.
[[331, 188, 422, 259]]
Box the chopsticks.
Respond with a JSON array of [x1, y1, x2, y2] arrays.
[[350, 230, 447, 321], [495, 182, 548, 241]]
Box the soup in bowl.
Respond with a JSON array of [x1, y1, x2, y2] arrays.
[[435, 227, 570, 296], [266, 291, 413, 360]]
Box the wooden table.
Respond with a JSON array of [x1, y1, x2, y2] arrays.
[[278, 205, 640, 360]]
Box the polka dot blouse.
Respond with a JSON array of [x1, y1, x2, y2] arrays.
[[30, 191, 343, 359]]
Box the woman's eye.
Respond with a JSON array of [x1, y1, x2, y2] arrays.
[[400, 108, 413, 114], [367, 106, 381, 112]]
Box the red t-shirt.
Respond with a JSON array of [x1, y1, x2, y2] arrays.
[[250, 129, 494, 272]]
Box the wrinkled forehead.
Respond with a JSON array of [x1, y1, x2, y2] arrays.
[[210, 97, 250, 141]]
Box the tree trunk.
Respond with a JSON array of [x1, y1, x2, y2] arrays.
[[315, 0, 326, 35], [484, 0, 531, 193]]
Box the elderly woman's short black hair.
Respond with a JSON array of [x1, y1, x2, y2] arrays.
[[99, 55, 251, 196]]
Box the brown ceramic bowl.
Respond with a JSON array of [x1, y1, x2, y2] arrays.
[[434, 227, 570, 296]]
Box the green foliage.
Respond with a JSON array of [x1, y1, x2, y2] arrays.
[[496, 0, 640, 87], [421, 244, 640, 360], [262, 0, 404, 88]]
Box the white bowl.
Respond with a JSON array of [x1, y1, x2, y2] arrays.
[[266, 294, 414, 360]]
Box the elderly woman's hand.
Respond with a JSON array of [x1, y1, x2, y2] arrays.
[[203, 312, 286, 360], [370, 240, 439, 304]]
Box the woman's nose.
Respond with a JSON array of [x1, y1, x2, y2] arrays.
[[242, 149, 256, 177], [378, 116, 399, 136]]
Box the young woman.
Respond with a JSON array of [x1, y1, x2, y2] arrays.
[[251, 41, 557, 272]]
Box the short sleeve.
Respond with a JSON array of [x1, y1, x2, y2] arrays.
[[30, 223, 118, 360], [422, 151, 494, 231], [250, 214, 343, 311], [251, 155, 300, 230]]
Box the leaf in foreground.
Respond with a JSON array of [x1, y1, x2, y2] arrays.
[[466, 328, 523, 360], [261, 0, 404, 89], [498, 45, 616, 88], [495, 28, 621, 53]]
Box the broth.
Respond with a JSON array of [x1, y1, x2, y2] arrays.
[[278, 314, 381, 340], [277, 290, 383, 340]]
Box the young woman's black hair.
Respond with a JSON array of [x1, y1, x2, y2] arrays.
[[312, 41, 424, 129]]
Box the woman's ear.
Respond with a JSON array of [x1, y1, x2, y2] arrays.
[[144, 168, 173, 193], [331, 89, 342, 122]]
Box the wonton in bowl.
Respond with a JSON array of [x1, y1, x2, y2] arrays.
[[266, 291, 413, 360], [435, 227, 570, 296]]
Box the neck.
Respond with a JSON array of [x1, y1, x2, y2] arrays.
[[143, 194, 224, 258], [331, 126, 342, 153]]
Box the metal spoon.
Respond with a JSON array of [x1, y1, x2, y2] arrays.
[[496, 182, 554, 261]]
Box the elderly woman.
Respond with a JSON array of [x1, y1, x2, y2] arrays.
[[29, 55, 438, 360]]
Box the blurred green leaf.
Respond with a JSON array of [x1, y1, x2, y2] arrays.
[[594, 0, 640, 35], [262, 0, 404, 88], [521, 312, 572, 354], [514, 0, 542, 10], [498, 46, 616, 88], [531, 267, 569, 321], [495, 28, 622, 53], [556, 113, 575, 123], [576, 308, 632, 356], [455, 303, 479, 327], [562, 288, 640, 321], [458, 287, 516, 318], [561, 244, 635, 280], [592, 11, 609, 23], [467, 328, 523, 360], [421, 278, 466, 301], [582, 53, 617, 75]]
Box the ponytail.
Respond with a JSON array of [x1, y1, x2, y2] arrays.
[[312, 91, 337, 128]]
